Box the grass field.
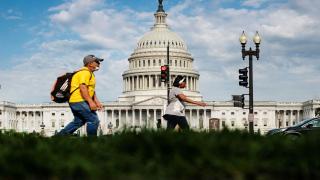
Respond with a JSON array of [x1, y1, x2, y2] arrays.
[[0, 130, 319, 179]]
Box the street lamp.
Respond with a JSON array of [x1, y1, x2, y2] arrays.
[[239, 31, 261, 134]]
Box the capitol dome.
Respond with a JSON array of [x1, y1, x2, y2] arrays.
[[136, 26, 188, 51], [119, 2, 202, 102]]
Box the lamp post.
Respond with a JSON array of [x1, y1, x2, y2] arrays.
[[239, 31, 261, 134]]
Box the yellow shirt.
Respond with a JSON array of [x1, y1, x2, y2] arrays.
[[69, 67, 95, 103]]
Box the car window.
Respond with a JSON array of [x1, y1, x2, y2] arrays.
[[302, 119, 320, 128], [294, 119, 311, 127], [313, 119, 320, 127]]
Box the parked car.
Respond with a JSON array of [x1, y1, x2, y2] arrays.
[[266, 117, 320, 139]]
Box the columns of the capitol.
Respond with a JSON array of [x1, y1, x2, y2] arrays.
[[119, 110, 122, 128], [204, 109, 208, 129], [111, 110, 115, 130], [153, 109, 156, 129], [155, 75, 158, 88], [132, 109, 135, 127], [139, 109, 142, 127], [289, 111, 293, 126], [146, 109, 150, 128], [196, 109, 200, 128], [125, 109, 129, 128], [191, 77, 194, 91], [143, 75, 145, 90], [148, 76, 151, 90]]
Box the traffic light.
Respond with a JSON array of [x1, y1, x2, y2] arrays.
[[232, 95, 245, 108], [239, 67, 248, 87], [160, 65, 169, 82]]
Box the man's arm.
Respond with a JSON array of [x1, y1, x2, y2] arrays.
[[177, 94, 207, 107], [79, 84, 97, 110], [93, 93, 103, 110]]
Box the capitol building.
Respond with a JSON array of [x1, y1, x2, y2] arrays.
[[0, 3, 320, 136]]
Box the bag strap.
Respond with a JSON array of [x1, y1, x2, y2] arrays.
[[70, 69, 93, 96]]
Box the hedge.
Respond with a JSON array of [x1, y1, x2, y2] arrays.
[[0, 130, 319, 179]]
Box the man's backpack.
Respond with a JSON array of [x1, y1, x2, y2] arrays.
[[50, 70, 92, 103]]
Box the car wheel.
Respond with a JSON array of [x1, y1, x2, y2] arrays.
[[285, 134, 300, 140]]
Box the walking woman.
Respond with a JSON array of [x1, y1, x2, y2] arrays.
[[163, 75, 207, 130]]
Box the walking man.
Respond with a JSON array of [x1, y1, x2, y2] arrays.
[[57, 55, 104, 136], [163, 75, 206, 131]]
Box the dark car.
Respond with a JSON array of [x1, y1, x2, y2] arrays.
[[266, 117, 320, 139]]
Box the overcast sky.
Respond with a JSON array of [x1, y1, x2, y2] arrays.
[[0, 0, 319, 104]]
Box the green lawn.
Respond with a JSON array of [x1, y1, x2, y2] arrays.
[[0, 130, 319, 179]]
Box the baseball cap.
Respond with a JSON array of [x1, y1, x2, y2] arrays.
[[83, 55, 104, 65]]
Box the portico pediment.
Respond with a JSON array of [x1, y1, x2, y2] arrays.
[[132, 96, 167, 106]]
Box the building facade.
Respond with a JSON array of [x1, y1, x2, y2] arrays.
[[1, 3, 320, 136]]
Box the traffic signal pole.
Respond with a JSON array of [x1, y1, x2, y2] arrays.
[[239, 31, 261, 134], [248, 48, 254, 134], [167, 45, 170, 104]]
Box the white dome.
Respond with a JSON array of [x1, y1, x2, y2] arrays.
[[134, 11, 188, 51], [136, 27, 187, 50], [119, 7, 203, 102]]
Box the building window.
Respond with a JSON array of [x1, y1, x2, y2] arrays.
[[263, 118, 268, 126], [159, 59, 161, 65], [254, 118, 258, 126], [52, 113, 55, 116], [143, 60, 145, 67], [153, 60, 156, 66], [0, 111, 2, 115], [222, 112, 225, 115], [243, 112, 246, 115], [254, 112, 258, 115], [243, 118, 248, 126], [263, 112, 267, 115], [52, 121, 55, 128], [61, 113, 64, 116], [60, 119, 64, 127], [175, 60, 177, 66], [231, 121, 235, 127], [222, 121, 226, 128], [231, 112, 235, 115], [148, 60, 150, 67]]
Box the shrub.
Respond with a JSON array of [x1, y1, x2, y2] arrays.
[[0, 130, 319, 179]]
